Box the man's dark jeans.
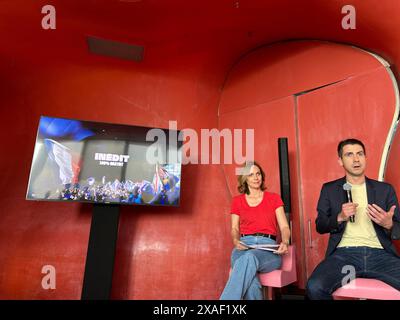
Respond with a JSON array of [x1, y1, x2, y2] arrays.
[[306, 246, 400, 300]]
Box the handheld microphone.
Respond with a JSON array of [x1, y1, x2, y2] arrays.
[[343, 183, 355, 223]]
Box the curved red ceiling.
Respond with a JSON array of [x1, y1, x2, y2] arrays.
[[1, 0, 400, 80]]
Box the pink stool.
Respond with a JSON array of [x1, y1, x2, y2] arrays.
[[332, 278, 400, 300], [258, 245, 297, 299]]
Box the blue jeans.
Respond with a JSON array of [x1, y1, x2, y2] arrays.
[[220, 235, 282, 300], [306, 246, 400, 300]]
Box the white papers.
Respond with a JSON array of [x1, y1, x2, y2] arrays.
[[239, 241, 280, 252]]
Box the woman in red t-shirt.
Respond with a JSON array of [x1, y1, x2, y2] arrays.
[[220, 161, 291, 300]]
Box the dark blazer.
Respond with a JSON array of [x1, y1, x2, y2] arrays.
[[316, 176, 400, 257]]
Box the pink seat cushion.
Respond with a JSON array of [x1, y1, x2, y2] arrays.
[[333, 278, 400, 300], [258, 245, 297, 288]]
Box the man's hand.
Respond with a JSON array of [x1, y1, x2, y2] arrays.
[[366, 204, 395, 230], [337, 203, 359, 222]]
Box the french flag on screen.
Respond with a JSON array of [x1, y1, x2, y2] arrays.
[[44, 138, 74, 185], [152, 164, 162, 194]]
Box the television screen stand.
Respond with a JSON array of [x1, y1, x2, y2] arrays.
[[81, 203, 120, 300]]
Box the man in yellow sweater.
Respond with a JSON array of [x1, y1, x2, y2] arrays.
[[307, 138, 400, 299]]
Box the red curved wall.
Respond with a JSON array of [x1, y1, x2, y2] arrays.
[[219, 41, 398, 288], [1, 0, 400, 299], [383, 124, 400, 254]]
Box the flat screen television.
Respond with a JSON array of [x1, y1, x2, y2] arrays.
[[26, 116, 182, 206]]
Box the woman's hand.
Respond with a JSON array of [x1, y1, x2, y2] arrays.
[[275, 206, 291, 255], [274, 242, 289, 255], [234, 240, 249, 251]]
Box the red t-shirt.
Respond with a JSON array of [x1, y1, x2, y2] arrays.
[[230, 192, 284, 235]]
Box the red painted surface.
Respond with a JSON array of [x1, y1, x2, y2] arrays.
[[384, 126, 400, 254], [219, 96, 303, 286], [219, 42, 381, 115], [297, 67, 397, 278], [0, 48, 231, 299], [0, 0, 400, 299], [219, 41, 397, 288]]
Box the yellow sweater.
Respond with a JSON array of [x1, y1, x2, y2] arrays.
[[337, 182, 383, 249]]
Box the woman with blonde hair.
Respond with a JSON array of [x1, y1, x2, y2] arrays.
[[220, 161, 291, 300]]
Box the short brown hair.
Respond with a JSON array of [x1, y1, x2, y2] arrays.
[[237, 161, 266, 194], [337, 138, 366, 158]]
